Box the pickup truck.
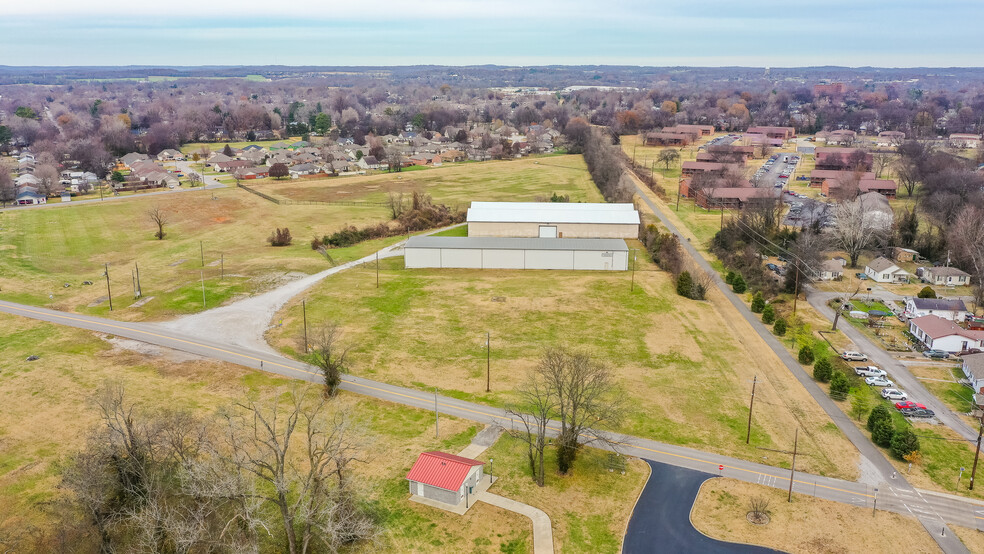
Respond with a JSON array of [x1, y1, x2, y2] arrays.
[[854, 366, 887, 378]]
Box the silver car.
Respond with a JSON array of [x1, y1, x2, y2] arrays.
[[865, 376, 894, 388]]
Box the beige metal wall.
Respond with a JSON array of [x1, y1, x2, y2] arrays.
[[468, 222, 637, 239]]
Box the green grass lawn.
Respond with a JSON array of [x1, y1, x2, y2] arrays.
[[259, 155, 604, 206], [267, 250, 857, 479]]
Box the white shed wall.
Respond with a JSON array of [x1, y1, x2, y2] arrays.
[[526, 249, 575, 270], [483, 249, 525, 269], [405, 248, 442, 268], [443, 248, 483, 268]]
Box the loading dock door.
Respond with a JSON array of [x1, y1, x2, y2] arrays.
[[538, 225, 558, 238]]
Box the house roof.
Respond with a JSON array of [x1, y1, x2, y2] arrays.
[[866, 257, 902, 274], [406, 236, 629, 252], [928, 266, 971, 278], [909, 298, 968, 312], [964, 353, 984, 377], [406, 451, 484, 491], [821, 260, 844, 273], [467, 202, 640, 225], [910, 315, 984, 341]]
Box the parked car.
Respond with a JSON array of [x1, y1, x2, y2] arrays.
[[895, 401, 927, 410], [855, 366, 887, 378], [841, 351, 868, 361], [855, 272, 869, 280], [923, 349, 950, 359], [881, 388, 908, 401], [864, 376, 894, 387], [905, 408, 936, 418], [766, 263, 779, 272]]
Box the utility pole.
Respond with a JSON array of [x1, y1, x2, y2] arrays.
[[376, 251, 379, 288], [220, 254, 224, 280], [135, 262, 142, 298], [720, 205, 725, 230], [746, 375, 757, 444], [793, 264, 800, 313], [630, 250, 636, 291], [970, 419, 982, 490], [200, 241, 205, 267], [200, 270, 206, 308], [131, 269, 136, 298], [788, 428, 799, 502], [486, 332, 491, 393], [676, 180, 682, 211], [302, 300, 309, 354], [104, 263, 113, 311], [435, 388, 439, 437]]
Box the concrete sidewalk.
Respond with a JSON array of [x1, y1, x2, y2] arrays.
[[474, 491, 554, 554]]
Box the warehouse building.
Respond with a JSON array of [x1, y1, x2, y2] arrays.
[[404, 236, 629, 271], [466, 202, 640, 239]]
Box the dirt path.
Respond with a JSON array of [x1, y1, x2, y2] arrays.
[[155, 225, 461, 353]]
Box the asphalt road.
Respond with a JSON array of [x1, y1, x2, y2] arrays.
[[624, 173, 972, 553], [3, 298, 984, 548], [623, 461, 782, 554], [807, 289, 978, 442]]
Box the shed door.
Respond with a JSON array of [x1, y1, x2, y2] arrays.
[[539, 225, 558, 238]]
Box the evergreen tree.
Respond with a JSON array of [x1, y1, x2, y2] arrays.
[[829, 371, 849, 398], [732, 274, 747, 294], [773, 317, 787, 336], [798, 345, 815, 365], [750, 292, 765, 313], [917, 286, 936, 299], [872, 419, 895, 448], [813, 357, 833, 382], [890, 428, 920, 459], [867, 403, 892, 432], [676, 271, 694, 299], [762, 304, 776, 324]]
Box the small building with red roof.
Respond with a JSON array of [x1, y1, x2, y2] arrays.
[[407, 451, 486, 506]]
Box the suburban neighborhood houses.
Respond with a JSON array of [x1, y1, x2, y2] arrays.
[[5, 55, 984, 554]]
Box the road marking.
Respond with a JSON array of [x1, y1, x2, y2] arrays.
[[0, 301, 879, 502]]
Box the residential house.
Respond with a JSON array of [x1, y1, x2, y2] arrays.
[[356, 156, 383, 170], [908, 315, 984, 353], [819, 259, 845, 281], [674, 124, 715, 137], [16, 190, 46, 205], [876, 131, 905, 147], [821, 177, 898, 199], [206, 153, 233, 165], [681, 161, 728, 178], [120, 152, 150, 168], [288, 163, 319, 176], [905, 298, 970, 322], [232, 167, 269, 180], [157, 149, 185, 161], [923, 266, 972, 286], [694, 186, 778, 210], [865, 256, 910, 283], [645, 129, 698, 146], [893, 247, 918, 263], [213, 160, 254, 173], [962, 353, 984, 394], [814, 148, 873, 171]]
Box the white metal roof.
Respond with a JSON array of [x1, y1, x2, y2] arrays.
[[406, 236, 629, 252], [467, 202, 639, 225]]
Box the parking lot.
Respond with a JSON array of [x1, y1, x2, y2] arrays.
[[753, 152, 799, 188], [782, 197, 834, 228]]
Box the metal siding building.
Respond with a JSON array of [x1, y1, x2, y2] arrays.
[[405, 236, 629, 271], [467, 202, 640, 239]]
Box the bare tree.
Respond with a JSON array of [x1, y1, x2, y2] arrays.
[[506, 371, 556, 487], [950, 205, 984, 314], [656, 148, 680, 171], [387, 191, 407, 219], [830, 196, 888, 267], [148, 206, 169, 240], [0, 171, 14, 207], [537, 348, 623, 474], [219, 386, 376, 554], [35, 163, 61, 196], [187, 172, 202, 187], [873, 152, 895, 178], [310, 322, 350, 397]]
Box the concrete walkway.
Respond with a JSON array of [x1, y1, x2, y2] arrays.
[[474, 491, 555, 554]]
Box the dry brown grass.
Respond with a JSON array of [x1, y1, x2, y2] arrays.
[[691, 478, 941, 553], [953, 525, 984, 553], [0, 312, 541, 552]]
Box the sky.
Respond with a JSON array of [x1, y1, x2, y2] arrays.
[[1, 0, 983, 67]]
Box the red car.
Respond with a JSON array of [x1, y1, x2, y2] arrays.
[[895, 401, 927, 410]]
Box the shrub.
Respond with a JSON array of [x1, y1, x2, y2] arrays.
[[798, 345, 815, 365], [813, 357, 833, 382], [890, 428, 920, 459], [750, 292, 765, 313], [267, 227, 292, 246], [269, 162, 289, 179], [917, 286, 937, 299], [725, 271, 735, 285], [732, 274, 747, 294], [773, 318, 787, 336], [867, 403, 892, 432], [872, 419, 895, 448], [310, 235, 324, 250], [829, 371, 849, 399], [761, 304, 776, 324], [676, 271, 694, 299]]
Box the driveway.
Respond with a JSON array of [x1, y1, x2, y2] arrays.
[[623, 461, 782, 554], [806, 289, 977, 442]]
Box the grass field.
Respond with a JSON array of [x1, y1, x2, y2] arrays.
[[0, 186, 397, 319], [0, 311, 652, 552], [267, 247, 858, 480], [691, 478, 943, 553], [254, 155, 604, 206]]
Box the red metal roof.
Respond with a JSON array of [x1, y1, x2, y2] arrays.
[[406, 451, 484, 491]]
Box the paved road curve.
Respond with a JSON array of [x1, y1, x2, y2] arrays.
[[1, 299, 983, 543], [623, 461, 783, 554]]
